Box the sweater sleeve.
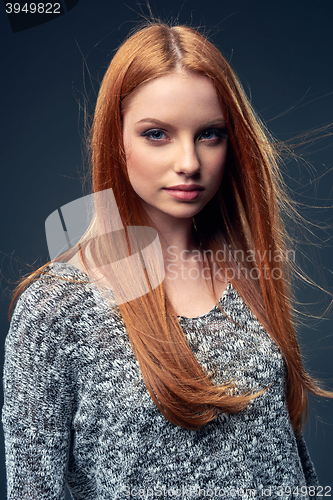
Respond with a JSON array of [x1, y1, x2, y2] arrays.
[[2, 280, 76, 500], [295, 432, 319, 488]]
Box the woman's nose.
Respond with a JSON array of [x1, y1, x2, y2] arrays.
[[173, 140, 200, 176]]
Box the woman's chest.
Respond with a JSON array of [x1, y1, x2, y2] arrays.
[[73, 306, 285, 429], [164, 274, 228, 318]]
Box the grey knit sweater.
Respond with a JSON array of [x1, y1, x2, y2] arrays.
[[2, 262, 319, 499]]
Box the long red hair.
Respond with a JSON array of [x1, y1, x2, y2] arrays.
[[11, 23, 332, 431]]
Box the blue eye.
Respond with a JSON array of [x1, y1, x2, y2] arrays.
[[142, 129, 167, 141], [199, 129, 229, 141]]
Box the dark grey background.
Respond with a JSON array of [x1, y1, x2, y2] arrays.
[[1, 1, 332, 498]]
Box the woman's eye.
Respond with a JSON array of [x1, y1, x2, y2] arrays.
[[199, 129, 229, 141], [142, 129, 167, 141]]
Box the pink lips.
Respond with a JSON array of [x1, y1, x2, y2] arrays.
[[163, 184, 204, 201]]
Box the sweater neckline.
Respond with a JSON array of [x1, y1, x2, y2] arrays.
[[47, 261, 233, 321], [176, 282, 232, 321]]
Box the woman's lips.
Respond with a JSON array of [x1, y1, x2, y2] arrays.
[[163, 185, 204, 201]]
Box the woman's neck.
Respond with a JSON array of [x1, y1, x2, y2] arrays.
[[150, 215, 200, 267]]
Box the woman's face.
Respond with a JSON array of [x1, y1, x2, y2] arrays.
[[122, 71, 228, 226]]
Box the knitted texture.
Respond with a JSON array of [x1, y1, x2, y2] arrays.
[[2, 262, 319, 499]]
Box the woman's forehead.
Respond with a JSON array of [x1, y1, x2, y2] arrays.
[[122, 72, 224, 125]]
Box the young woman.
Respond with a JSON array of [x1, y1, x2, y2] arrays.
[[2, 22, 332, 499]]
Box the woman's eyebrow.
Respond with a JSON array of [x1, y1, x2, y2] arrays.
[[136, 118, 227, 128], [199, 118, 227, 128], [136, 118, 175, 128]]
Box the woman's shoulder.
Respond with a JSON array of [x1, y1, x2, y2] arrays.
[[18, 260, 116, 306], [8, 261, 121, 348]]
